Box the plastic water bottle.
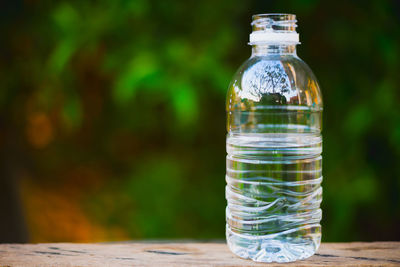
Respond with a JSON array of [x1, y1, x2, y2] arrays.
[[225, 14, 323, 263]]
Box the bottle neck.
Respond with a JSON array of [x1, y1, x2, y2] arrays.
[[251, 44, 297, 56]]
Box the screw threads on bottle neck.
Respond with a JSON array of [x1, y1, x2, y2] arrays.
[[249, 14, 299, 46]]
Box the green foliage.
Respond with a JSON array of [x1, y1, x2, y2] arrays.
[[1, 0, 399, 242]]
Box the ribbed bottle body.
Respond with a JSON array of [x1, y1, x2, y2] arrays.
[[226, 34, 323, 262]]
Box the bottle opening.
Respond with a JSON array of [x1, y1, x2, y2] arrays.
[[250, 14, 299, 45]]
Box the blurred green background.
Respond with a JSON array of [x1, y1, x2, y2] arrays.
[[1, 0, 399, 243]]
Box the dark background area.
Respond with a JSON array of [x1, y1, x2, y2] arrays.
[[0, 0, 399, 243]]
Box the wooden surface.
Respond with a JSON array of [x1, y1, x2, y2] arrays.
[[0, 242, 399, 266]]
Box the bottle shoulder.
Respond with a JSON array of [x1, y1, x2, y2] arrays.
[[227, 55, 323, 111]]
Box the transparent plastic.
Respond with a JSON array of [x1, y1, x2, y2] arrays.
[[226, 14, 323, 263]]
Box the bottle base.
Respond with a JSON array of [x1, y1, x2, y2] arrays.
[[226, 226, 321, 263]]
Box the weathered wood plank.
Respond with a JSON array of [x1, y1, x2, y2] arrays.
[[0, 242, 399, 266]]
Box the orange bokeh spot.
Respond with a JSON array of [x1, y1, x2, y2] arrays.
[[26, 112, 54, 148]]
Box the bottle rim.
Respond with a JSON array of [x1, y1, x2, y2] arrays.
[[251, 13, 297, 20]]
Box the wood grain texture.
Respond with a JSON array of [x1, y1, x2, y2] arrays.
[[0, 242, 399, 266]]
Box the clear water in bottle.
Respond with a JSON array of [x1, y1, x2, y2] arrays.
[[226, 14, 323, 263]]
